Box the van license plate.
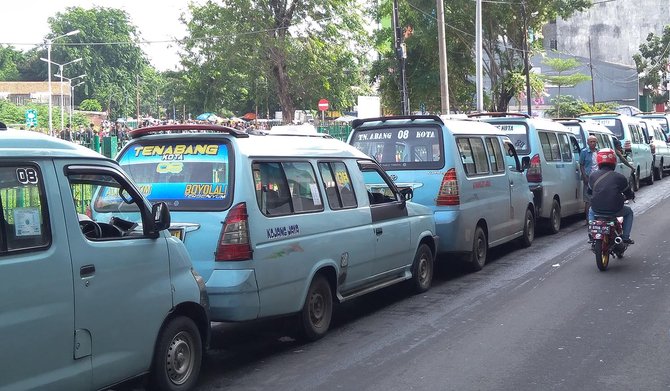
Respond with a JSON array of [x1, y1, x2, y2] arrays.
[[169, 229, 183, 240]]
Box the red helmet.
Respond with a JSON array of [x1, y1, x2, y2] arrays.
[[596, 148, 617, 167]]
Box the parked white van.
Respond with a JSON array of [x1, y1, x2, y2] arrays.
[[579, 112, 653, 190], [474, 113, 583, 234], [0, 124, 209, 391], [117, 124, 438, 340], [348, 115, 534, 271]]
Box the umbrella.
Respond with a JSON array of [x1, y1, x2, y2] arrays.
[[196, 112, 216, 121]]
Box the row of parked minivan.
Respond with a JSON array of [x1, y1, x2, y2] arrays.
[[2, 111, 668, 390]]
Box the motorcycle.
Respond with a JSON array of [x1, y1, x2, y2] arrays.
[[588, 214, 628, 271]]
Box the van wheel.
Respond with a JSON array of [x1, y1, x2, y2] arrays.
[[409, 244, 434, 293], [632, 170, 640, 191], [518, 207, 535, 248], [149, 316, 202, 391], [647, 167, 655, 185], [546, 199, 561, 234], [654, 164, 662, 180], [468, 226, 488, 272], [299, 275, 333, 341]]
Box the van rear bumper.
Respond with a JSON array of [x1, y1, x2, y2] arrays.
[[206, 269, 260, 321], [434, 210, 470, 253]]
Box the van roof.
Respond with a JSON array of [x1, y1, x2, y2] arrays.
[[0, 127, 107, 159], [124, 131, 370, 160], [482, 116, 573, 133], [351, 115, 507, 136]]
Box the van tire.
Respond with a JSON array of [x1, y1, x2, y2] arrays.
[[632, 170, 640, 191], [654, 164, 662, 181], [518, 207, 535, 248], [299, 275, 333, 341], [409, 244, 434, 293], [149, 316, 202, 391], [468, 226, 488, 272], [546, 200, 561, 234], [647, 167, 655, 185]]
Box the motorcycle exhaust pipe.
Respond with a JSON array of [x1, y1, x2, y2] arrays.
[[614, 236, 623, 245]]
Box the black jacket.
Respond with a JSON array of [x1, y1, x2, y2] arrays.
[[588, 167, 634, 214]]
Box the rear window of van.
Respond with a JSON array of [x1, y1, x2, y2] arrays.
[[350, 125, 443, 170], [118, 141, 232, 211], [588, 118, 624, 140], [491, 123, 530, 155]]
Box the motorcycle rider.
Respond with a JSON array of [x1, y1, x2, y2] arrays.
[[588, 148, 635, 244]]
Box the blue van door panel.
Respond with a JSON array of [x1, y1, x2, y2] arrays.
[[0, 161, 90, 391], [54, 162, 173, 390]]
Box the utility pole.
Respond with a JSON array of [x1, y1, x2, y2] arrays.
[[475, 0, 483, 112], [588, 37, 596, 105], [136, 75, 141, 123], [521, 2, 532, 116], [436, 0, 450, 114], [392, 0, 409, 115]]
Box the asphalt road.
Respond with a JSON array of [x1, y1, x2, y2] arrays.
[[122, 174, 670, 391]]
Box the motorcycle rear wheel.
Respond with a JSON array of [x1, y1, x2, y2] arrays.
[[594, 238, 609, 271]]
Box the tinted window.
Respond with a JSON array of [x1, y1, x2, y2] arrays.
[[485, 137, 506, 173], [253, 161, 323, 216], [491, 123, 530, 155], [361, 168, 398, 205], [118, 141, 231, 211], [588, 118, 625, 139], [563, 124, 585, 149], [457, 137, 490, 176], [629, 125, 640, 143], [318, 162, 357, 210], [557, 133, 573, 162], [350, 125, 443, 170], [0, 165, 50, 254], [539, 132, 561, 162]]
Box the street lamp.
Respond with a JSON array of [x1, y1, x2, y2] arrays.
[[43, 29, 79, 136], [54, 74, 86, 127], [44, 57, 82, 133]]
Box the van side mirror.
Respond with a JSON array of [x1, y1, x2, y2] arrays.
[[151, 202, 171, 234], [399, 186, 414, 201], [521, 156, 531, 171]]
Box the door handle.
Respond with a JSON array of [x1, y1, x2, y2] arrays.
[[80, 264, 96, 278], [374, 227, 383, 236]]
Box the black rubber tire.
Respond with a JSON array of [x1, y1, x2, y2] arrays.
[[409, 243, 434, 293], [468, 226, 488, 272], [299, 275, 333, 341], [149, 316, 202, 391], [654, 164, 662, 181], [518, 207, 535, 248], [594, 238, 609, 272], [647, 167, 655, 185], [546, 199, 561, 235], [632, 170, 640, 191]]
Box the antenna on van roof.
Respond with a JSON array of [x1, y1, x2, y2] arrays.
[[351, 115, 444, 128], [467, 112, 530, 119], [127, 124, 250, 139]]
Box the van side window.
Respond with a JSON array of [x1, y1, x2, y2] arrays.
[[629, 125, 640, 143], [253, 161, 323, 216], [457, 137, 490, 176], [361, 167, 397, 205], [539, 132, 561, 162], [0, 164, 50, 254], [557, 133, 573, 162], [485, 137, 505, 173], [318, 162, 357, 210]]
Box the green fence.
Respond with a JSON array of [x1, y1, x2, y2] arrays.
[[317, 124, 352, 141]]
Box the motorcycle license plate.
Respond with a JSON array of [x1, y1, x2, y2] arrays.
[[589, 221, 611, 235]]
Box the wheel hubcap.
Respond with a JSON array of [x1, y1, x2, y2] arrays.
[[310, 292, 324, 325], [166, 331, 194, 385], [418, 256, 428, 282]]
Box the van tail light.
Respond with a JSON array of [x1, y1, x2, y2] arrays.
[[436, 168, 459, 205], [526, 154, 542, 183], [215, 202, 252, 261], [624, 140, 632, 153]]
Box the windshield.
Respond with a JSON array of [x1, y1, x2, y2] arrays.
[[586, 118, 624, 140], [350, 125, 443, 170], [118, 141, 232, 211], [490, 122, 530, 155], [563, 124, 585, 149]]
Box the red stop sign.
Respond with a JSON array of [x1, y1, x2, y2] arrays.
[[318, 99, 329, 111]]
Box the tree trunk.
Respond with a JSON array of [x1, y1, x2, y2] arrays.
[[270, 48, 294, 123]]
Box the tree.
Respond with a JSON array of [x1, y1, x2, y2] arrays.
[[79, 99, 102, 112], [46, 7, 153, 118], [541, 55, 591, 117], [633, 25, 670, 106], [182, 0, 372, 122], [0, 45, 23, 81]]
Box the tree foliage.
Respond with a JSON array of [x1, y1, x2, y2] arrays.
[[545, 95, 615, 118], [541, 55, 591, 116], [182, 0, 372, 122], [0, 45, 23, 81], [633, 25, 670, 104]]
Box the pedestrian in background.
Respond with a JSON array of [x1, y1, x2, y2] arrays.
[[579, 135, 599, 221]]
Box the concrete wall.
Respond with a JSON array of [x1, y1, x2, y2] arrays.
[[547, 1, 670, 67]]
